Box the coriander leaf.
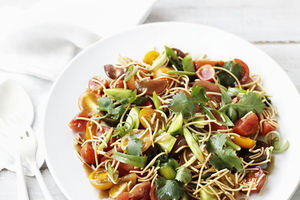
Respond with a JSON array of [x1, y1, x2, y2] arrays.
[[182, 55, 195, 72], [220, 88, 232, 106], [98, 97, 114, 114], [218, 61, 243, 87], [175, 167, 192, 184], [191, 85, 209, 103], [111, 105, 126, 120], [169, 93, 197, 118], [165, 46, 183, 71], [155, 178, 184, 200], [206, 133, 243, 172], [220, 92, 266, 121], [126, 134, 143, 156], [113, 121, 133, 138]]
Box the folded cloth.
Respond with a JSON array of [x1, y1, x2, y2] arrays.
[[0, 0, 156, 175], [0, 0, 157, 80]]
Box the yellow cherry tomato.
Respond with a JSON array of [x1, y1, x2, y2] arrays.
[[153, 67, 173, 79], [89, 168, 114, 190], [78, 91, 100, 115], [143, 50, 160, 65], [85, 113, 99, 140], [121, 130, 152, 152], [232, 135, 256, 149], [138, 108, 163, 131]]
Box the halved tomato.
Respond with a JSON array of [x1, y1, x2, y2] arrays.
[[233, 59, 250, 84], [116, 192, 130, 200], [88, 76, 109, 94], [89, 168, 114, 190], [69, 110, 89, 132], [261, 121, 276, 136], [246, 167, 266, 193], [80, 142, 100, 164], [233, 112, 258, 136], [130, 182, 151, 200], [150, 185, 160, 200]]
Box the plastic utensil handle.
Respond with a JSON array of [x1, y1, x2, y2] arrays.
[[30, 162, 54, 200], [16, 154, 29, 200]]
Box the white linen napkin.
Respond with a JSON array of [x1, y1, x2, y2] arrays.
[[0, 0, 157, 175], [0, 0, 157, 80]]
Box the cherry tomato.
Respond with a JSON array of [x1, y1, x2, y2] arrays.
[[233, 112, 258, 136], [209, 110, 227, 131], [153, 67, 173, 79], [121, 130, 152, 153], [116, 192, 131, 200], [89, 168, 114, 190], [143, 50, 160, 65], [193, 80, 221, 102], [232, 135, 256, 149], [78, 91, 100, 115], [69, 110, 89, 132], [118, 163, 136, 177], [127, 75, 136, 90], [88, 76, 109, 94], [114, 80, 125, 88], [246, 167, 266, 193], [139, 108, 163, 131], [150, 185, 160, 200], [80, 142, 99, 164], [194, 60, 224, 70], [196, 64, 215, 81], [130, 182, 151, 200], [234, 58, 250, 84], [261, 121, 276, 136]]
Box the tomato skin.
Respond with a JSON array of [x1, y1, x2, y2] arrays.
[[127, 75, 136, 90], [114, 80, 125, 88], [207, 110, 227, 131], [118, 163, 135, 177], [193, 80, 221, 102], [234, 58, 250, 84], [139, 108, 163, 131], [88, 76, 109, 94], [89, 169, 114, 190], [195, 64, 215, 81], [246, 167, 266, 193], [116, 192, 131, 200], [80, 143, 99, 164], [130, 182, 151, 200], [69, 110, 89, 132], [233, 112, 259, 136], [194, 60, 224, 70], [150, 185, 160, 200], [261, 121, 276, 135]]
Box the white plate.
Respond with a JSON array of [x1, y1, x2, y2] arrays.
[[43, 22, 300, 200]]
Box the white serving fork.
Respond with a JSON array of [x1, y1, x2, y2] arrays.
[[0, 81, 54, 200]]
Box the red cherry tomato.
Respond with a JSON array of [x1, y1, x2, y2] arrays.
[[233, 112, 258, 136], [116, 192, 131, 200], [130, 182, 151, 200], [209, 110, 227, 130], [194, 60, 224, 70], [261, 121, 276, 135], [80, 143, 100, 164], [150, 185, 160, 200], [246, 167, 266, 193], [88, 76, 109, 94], [69, 110, 89, 132], [118, 163, 136, 177], [196, 64, 215, 81], [234, 59, 250, 84], [113, 80, 125, 88]]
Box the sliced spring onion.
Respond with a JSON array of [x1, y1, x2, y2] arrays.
[[104, 88, 134, 101], [152, 91, 162, 110], [107, 161, 118, 184], [156, 132, 177, 153], [97, 128, 113, 152], [182, 55, 195, 72], [112, 150, 148, 168], [125, 107, 140, 129], [182, 155, 197, 168], [225, 139, 241, 151], [264, 131, 289, 153], [202, 106, 234, 127], [167, 70, 196, 76], [183, 127, 204, 163], [159, 163, 176, 180], [168, 113, 183, 134], [150, 50, 168, 71], [125, 65, 138, 81]]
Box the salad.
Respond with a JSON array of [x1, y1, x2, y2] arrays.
[[69, 46, 289, 200]]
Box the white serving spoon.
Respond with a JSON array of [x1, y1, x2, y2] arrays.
[[0, 80, 53, 200]]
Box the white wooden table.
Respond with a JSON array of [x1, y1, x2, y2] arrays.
[[1, 0, 300, 199]]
